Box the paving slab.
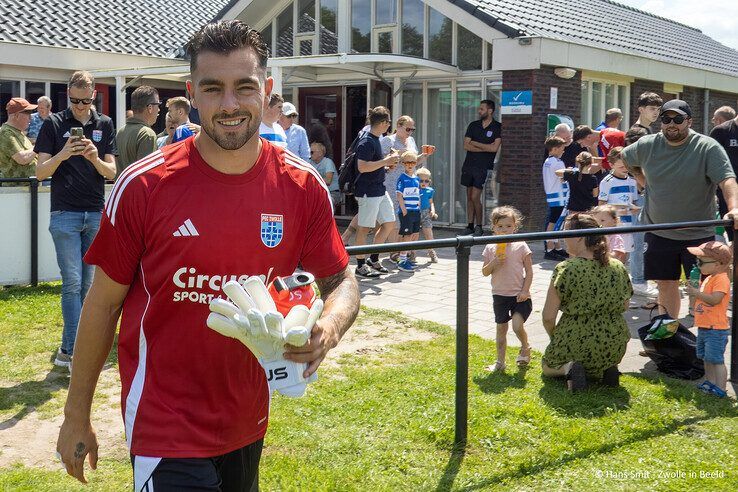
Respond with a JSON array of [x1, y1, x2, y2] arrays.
[[348, 227, 735, 396]]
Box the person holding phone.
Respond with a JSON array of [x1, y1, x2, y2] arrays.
[[34, 70, 118, 369]]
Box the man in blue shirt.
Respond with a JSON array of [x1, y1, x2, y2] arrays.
[[167, 96, 200, 143], [352, 106, 400, 278], [279, 102, 310, 160], [27, 96, 52, 143]]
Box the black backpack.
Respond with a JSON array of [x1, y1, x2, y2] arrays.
[[338, 131, 367, 196]]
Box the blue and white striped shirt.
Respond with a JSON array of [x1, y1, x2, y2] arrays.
[[396, 173, 421, 212]]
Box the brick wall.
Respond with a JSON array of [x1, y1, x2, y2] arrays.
[[680, 86, 706, 133], [707, 90, 738, 130], [499, 67, 582, 231]]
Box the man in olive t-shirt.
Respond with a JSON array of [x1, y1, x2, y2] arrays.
[[621, 100, 738, 319], [115, 85, 160, 177]]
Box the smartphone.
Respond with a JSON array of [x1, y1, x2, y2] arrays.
[[70, 127, 84, 139]]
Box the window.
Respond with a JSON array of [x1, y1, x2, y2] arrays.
[[298, 39, 313, 55], [428, 7, 452, 64], [375, 0, 397, 25], [277, 6, 294, 57], [401, 0, 424, 57], [378, 31, 394, 53], [297, 0, 315, 33], [25, 82, 46, 104], [457, 25, 482, 71], [319, 0, 338, 54], [0, 80, 20, 124], [261, 24, 273, 56], [486, 42, 493, 70], [351, 0, 371, 52], [581, 79, 631, 130], [427, 83, 452, 222]]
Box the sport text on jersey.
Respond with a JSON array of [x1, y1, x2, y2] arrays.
[[172, 266, 275, 305]]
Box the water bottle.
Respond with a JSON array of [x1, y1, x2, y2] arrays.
[[688, 264, 701, 289]]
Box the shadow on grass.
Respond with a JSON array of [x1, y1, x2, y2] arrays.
[[435, 442, 466, 492], [0, 334, 119, 431], [538, 376, 631, 416], [473, 366, 529, 394], [0, 283, 61, 301], [455, 373, 735, 491], [0, 369, 68, 430]]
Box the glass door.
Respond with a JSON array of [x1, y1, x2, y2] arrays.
[[298, 86, 342, 165]]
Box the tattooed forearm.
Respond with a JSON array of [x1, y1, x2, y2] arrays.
[[315, 266, 360, 340]]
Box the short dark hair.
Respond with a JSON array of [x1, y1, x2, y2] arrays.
[[637, 92, 663, 108], [545, 136, 566, 153], [480, 99, 496, 111], [269, 93, 284, 108], [624, 126, 648, 146], [131, 85, 159, 112], [186, 20, 269, 73], [368, 106, 391, 127], [573, 125, 593, 142]]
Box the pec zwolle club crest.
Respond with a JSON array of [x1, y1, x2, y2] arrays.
[[260, 214, 284, 248]]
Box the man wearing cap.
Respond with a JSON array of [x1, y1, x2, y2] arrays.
[[279, 102, 310, 161], [0, 97, 38, 185], [621, 99, 738, 320]]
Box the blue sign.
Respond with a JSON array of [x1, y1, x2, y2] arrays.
[[501, 90, 533, 115]]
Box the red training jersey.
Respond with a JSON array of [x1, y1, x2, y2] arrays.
[[85, 137, 348, 458], [598, 127, 625, 170]]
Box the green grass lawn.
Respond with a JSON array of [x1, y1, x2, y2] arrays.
[[1, 286, 737, 491]]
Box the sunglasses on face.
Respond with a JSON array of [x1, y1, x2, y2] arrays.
[[661, 115, 686, 125], [403, 127, 416, 132], [419, 179, 430, 183], [403, 161, 417, 164], [696, 258, 716, 266], [147, 101, 161, 107], [69, 97, 94, 105]]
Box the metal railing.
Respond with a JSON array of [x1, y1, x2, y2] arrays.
[[347, 218, 738, 446]]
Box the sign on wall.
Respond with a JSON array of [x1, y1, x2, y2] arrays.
[[500, 90, 532, 115]]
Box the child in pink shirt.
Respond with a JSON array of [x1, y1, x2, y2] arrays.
[[482, 206, 533, 372]]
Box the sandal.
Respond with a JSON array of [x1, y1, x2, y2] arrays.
[[566, 361, 587, 392], [516, 346, 531, 366], [485, 361, 506, 372], [641, 301, 659, 310]]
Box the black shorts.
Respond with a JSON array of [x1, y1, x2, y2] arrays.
[[644, 233, 713, 281], [460, 165, 487, 189], [493, 295, 533, 324], [399, 210, 421, 236], [133, 439, 263, 491], [546, 206, 565, 225]]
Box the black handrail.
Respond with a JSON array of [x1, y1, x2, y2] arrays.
[[347, 217, 737, 447]]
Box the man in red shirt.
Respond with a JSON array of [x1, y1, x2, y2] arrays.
[[56, 20, 359, 490], [598, 109, 625, 170]]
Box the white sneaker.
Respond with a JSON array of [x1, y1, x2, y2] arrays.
[[632, 282, 657, 297]]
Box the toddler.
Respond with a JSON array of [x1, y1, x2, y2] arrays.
[[482, 206, 533, 372], [686, 242, 732, 398], [591, 205, 627, 263], [556, 152, 599, 213], [598, 147, 638, 256], [542, 136, 569, 260], [396, 151, 421, 272], [416, 167, 439, 263]]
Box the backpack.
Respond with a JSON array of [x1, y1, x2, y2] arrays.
[[338, 131, 367, 196]]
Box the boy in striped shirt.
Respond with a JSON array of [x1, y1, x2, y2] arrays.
[[598, 146, 639, 257], [396, 151, 421, 272]]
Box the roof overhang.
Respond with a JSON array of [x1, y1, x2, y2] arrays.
[[90, 53, 460, 83], [492, 37, 738, 93]]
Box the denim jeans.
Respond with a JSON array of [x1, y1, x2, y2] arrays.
[[630, 193, 645, 284], [49, 210, 101, 354]]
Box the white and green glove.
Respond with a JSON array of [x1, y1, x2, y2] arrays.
[[206, 277, 323, 397]]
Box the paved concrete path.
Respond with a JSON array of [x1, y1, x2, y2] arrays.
[[349, 227, 735, 395]]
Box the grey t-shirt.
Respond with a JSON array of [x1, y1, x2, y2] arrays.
[[621, 130, 734, 240]]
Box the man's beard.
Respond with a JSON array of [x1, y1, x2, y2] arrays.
[[201, 112, 259, 151], [663, 127, 688, 142]]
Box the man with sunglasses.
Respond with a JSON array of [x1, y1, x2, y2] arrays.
[[115, 85, 160, 176], [621, 99, 738, 320], [34, 70, 118, 369]]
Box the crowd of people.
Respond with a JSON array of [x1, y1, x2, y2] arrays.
[[525, 93, 738, 394]]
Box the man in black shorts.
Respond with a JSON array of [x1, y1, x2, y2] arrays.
[[622, 100, 738, 318], [460, 100, 501, 236]]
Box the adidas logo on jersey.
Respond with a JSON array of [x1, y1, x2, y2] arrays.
[[173, 219, 199, 237]]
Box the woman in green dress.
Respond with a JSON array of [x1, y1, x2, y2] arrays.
[[542, 213, 633, 392]]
